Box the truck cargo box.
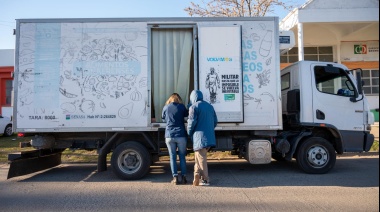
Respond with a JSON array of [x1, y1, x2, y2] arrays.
[[14, 17, 281, 133]]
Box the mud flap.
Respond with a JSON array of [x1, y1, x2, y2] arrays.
[[7, 151, 62, 179], [364, 133, 375, 152]]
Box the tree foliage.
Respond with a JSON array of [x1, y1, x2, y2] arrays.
[[185, 0, 297, 17]]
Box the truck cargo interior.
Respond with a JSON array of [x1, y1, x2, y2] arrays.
[[150, 26, 195, 123]]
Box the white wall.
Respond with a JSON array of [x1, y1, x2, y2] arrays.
[[1, 107, 13, 118], [368, 97, 379, 110], [0, 49, 14, 66], [306, 0, 379, 9], [340, 41, 379, 62]]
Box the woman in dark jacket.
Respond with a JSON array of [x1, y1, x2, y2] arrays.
[[162, 93, 189, 184]]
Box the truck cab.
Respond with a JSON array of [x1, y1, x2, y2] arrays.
[[280, 61, 375, 173]]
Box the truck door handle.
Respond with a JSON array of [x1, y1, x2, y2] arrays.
[[316, 109, 325, 120]]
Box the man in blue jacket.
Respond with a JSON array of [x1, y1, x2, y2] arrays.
[[187, 90, 218, 186]]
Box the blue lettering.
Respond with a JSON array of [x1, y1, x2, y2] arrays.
[[242, 40, 253, 49], [245, 62, 263, 72], [249, 62, 257, 71], [243, 51, 257, 61], [243, 51, 250, 60], [243, 84, 254, 93], [243, 74, 250, 83], [243, 62, 249, 72], [251, 51, 257, 60], [206, 57, 232, 62], [257, 62, 262, 71]]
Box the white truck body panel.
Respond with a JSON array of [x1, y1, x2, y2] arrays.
[[13, 17, 281, 133], [198, 25, 244, 122], [299, 62, 316, 123], [16, 21, 149, 131], [310, 63, 366, 131]]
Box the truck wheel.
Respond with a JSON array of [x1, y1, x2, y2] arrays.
[[3, 125, 13, 137], [296, 137, 336, 174], [111, 141, 151, 180]]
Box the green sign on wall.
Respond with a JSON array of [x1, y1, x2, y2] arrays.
[[354, 45, 367, 54]]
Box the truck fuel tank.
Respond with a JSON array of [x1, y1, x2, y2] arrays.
[[245, 140, 271, 164]]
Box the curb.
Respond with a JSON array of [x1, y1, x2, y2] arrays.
[[337, 152, 379, 157]]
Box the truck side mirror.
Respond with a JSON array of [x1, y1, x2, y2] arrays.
[[349, 68, 364, 102], [356, 72, 363, 95]]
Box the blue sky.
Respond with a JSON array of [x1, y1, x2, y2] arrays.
[[0, 0, 305, 49]]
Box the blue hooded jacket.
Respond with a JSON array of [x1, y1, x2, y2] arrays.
[[187, 90, 218, 151]]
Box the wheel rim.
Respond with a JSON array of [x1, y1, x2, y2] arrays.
[[306, 145, 329, 168], [5, 126, 12, 136], [117, 149, 142, 174]]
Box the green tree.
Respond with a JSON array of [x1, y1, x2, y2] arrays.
[[185, 0, 297, 17]]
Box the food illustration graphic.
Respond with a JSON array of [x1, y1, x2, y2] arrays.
[[118, 103, 134, 119]]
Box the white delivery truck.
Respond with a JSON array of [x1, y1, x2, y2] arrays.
[[9, 17, 374, 179]]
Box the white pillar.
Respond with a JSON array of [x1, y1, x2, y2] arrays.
[[298, 22, 304, 61], [336, 44, 341, 63]]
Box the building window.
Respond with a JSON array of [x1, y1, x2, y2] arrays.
[[281, 73, 290, 90], [6, 80, 12, 105], [281, 46, 334, 63], [362, 69, 379, 95]]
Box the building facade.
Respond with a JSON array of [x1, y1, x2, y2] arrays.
[[280, 0, 379, 120]]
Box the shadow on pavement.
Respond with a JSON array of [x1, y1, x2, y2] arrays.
[[3, 153, 378, 188]]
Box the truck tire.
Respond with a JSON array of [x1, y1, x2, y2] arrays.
[[296, 137, 336, 174], [111, 141, 151, 180], [3, 125, 13, 137]]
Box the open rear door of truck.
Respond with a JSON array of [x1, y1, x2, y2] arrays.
[[198, 25, 244, 122]]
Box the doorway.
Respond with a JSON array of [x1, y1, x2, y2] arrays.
[[150, 26, 195, 122]]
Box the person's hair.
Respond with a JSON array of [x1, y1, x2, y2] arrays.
[[165, 93, 183, 105]]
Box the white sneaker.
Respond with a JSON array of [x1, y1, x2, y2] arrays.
[[200, 180, 210, 186]]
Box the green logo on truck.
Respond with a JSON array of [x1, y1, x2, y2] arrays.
[[224, 94, 235, 101]]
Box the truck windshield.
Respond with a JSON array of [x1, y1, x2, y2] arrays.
[[314, 66, 355, 97]]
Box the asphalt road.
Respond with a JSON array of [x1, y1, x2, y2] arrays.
[[0, 153, 378, 212]]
